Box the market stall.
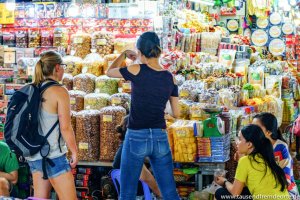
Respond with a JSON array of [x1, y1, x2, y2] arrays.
[[0, 0, 300, 199]]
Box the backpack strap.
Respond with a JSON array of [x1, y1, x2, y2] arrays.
[[41, 120, 59, 180]]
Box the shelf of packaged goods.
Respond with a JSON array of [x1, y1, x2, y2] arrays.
[[77, 161, 113, 167]]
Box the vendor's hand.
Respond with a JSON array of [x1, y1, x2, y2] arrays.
[[124, 50, 137, 61], [215, 176, 226, 186]]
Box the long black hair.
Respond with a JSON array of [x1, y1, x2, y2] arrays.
[[115, 115, 129, 141], [253, 112, 286, 142], [241, 124, 288, 191]]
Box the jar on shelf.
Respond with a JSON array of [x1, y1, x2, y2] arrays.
[[16, 29, 28, 48], [28, 28, 41, 48], [41, 28, 53, 47], [53, 27, 68, 49], [3, 31, 16, 47]]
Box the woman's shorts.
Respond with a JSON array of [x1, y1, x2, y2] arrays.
[[27, 154, 71, 179]]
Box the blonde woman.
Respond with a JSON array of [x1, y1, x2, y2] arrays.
[[26, 51, 77, 200]]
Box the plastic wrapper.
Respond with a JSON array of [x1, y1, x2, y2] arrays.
[[71, 32, 91, 59], [53, 28, 68, 49], [69, 90, 86, 112], [17, 57, 39, 77], [218, 89, 236, 108], [76, 110, 101, 161], [198, 89, 219, 104], [16, 29, 28, 48], [110, 93, 131, 113], [168, 120, 197, 162], [248, 66, 264, 87], [175, 75, 185, 86], [99, 106, 126, 161], [73, 73, 96, 94], [62, 74, 73, 91], [179, 100, 191, 119], [28, 29, 41, 48], [84, 93, 110, 110], [92, 32, 114, 56], [63, 55, 83, 76], [114, 38, 136, 54], [265, 75, 282, 99], [3, 32, 16, 47], [95, 75, 119, 95], [189, 103, 209, 121], [41, 29, 53, 47], [82, 51, 103, 76], [179, 80, 203, 101]]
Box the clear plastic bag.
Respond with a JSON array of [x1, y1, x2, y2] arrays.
[[62, 73, 73, 91], [110, 93, 131, 113], [82, 51, 104, 76], [63, 55, 83, 76], [75, 110, 101, 161], [71, 32, 91, 59], [73, 73, 96, 94], [69, 90, 86, 112], [95, 75, 119, 95], [16, 29, 28, 48], [84, 93, 110, 110], [169, 120, 197, 162], [99, 106, 126, 161], [92, 32, 114, 56], [53, 28, 68, 49]]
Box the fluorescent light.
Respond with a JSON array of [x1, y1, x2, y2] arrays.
[[290, 0, 297, 6], [189, 0, 215, 6], [6, 0, 15, 11]]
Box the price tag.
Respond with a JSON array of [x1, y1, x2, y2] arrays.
[[54, 33, 62, 37], [74, 37, 83, 44], [97, 39, 107, 45], [123, 82, 131, 90], [175, 129, 188, 137], [70, 97, 76, 105], [79, 142, 89, 150], [103, 115, 113, 122], [112, 97, 121, 104]]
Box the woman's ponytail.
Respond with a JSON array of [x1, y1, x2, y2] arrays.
[[32, 51, 63, 85], [33, 60, 45, 85]]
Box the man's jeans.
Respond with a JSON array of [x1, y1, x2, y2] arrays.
[[120, 128, 180, 200]]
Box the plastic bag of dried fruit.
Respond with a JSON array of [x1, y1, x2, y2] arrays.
[[99, 106, 126, 161], [71, 31, 91, 59], [76, 109, 101, 161], [63, 55, 83, 76], [69, 90, 86, 112], [62, 73, 73, 91], [82, 50, 104, 76], [169, 120, 197, 163], [95, 75, 119, 95], [84, 93, 110, 110], [73, 73, 96, 94], [92, 31, 114, 57], [110, 93, 131, 113]]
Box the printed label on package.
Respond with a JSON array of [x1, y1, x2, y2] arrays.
[[103, 115, 113, 122]]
